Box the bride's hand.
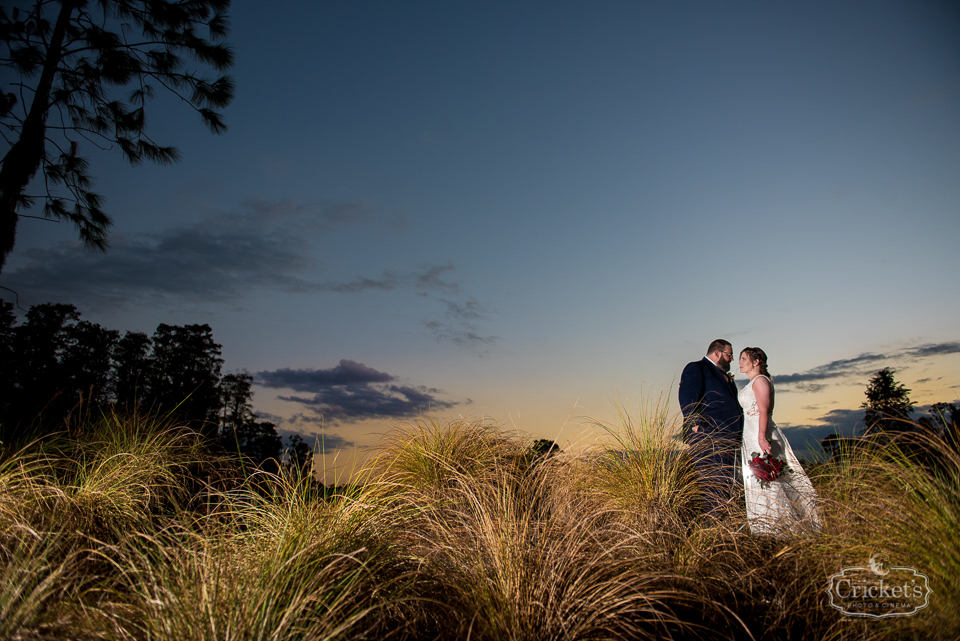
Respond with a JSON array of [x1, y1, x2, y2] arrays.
[[758, 436, 772, 455]]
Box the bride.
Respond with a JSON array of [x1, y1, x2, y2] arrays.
[[738, 347, 822, 536]]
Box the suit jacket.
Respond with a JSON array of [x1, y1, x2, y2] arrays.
[[678, 357, 744, 440]]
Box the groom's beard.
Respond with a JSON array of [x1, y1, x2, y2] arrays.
[[719, 361, 731, 372]]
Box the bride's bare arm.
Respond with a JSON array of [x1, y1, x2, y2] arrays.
[[753, 377, 773, 454]]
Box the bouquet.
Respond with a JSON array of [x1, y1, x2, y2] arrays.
[[748, 452, 792, 488]]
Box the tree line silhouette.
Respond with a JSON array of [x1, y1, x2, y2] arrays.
[[0, 301, 312, 478]]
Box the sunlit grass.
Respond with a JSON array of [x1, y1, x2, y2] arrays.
[[102, 519, 388, 640], [586, 394, 702, 531], [0, 412, 208, 637], [810, 426, 960, 639], [0, 406, 957, 639], [370, 415, 516, 495], [0, 526, 85, 639]]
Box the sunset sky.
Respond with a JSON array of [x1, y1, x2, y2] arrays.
[[3, 0, 959, 472]]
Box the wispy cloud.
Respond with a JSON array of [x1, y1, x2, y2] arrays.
[[412, 264, 497, 348], [423, 296, 498, 348], [242, 197, 379, 232], [908, 342, 960, 358], [415, 262, 460, 294], [256, 359, 458, 423], [320, 272, 400, 293], [2, 198, 384, 309], [775, 341, 960, 392], [2, 199, 499, 349], [775, 354, 888, 388], [442, 298, 485, 320]]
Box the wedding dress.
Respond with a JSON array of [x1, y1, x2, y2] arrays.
[[739, 375, 822, 536]]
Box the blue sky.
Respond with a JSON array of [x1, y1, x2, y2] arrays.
[[3, 0, 959, 468]]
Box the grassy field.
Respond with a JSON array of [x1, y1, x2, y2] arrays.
[[1, 402, 957, 640]]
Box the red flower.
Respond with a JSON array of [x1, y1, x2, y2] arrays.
[[748, 452, 792, 488]]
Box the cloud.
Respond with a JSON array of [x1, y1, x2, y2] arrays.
[[415, 262, 460, 294], [1, 198, 385, 310], [252, 410, 285, 424], [424, 322, 498, 348], [242, 197, 378, 232], [258, 360, 394, 389], [256, 359, 457, 423], [442, 298, 485, 321], [781, 408, 865, 440], [908, 341, 960, 358], [777, 408, 866, 460], [413, 266, 497, 348], [423, 296, 498, 348], [775, 341, 960, 391], [774, 353, 888, 386], [320, 272, 400, 293], [2, 198, 498, 349]]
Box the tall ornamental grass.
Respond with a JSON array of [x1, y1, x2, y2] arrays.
[[0, 411, 224, 638], [811, 426, 960, 640], [1, 406, 958, 639], [367, 415, 714, 640], [101, 481, 398, 641], [587, 394, 702, 531]]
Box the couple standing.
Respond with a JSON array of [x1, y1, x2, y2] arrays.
[[679, 339, 821, 536]]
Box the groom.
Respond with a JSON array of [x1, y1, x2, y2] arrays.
[[679, 339, 744, 518]]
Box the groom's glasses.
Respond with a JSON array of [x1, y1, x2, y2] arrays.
[[721, 351, 733, 358]]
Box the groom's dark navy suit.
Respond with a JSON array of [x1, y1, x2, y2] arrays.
[[679, 357, 744, 516]]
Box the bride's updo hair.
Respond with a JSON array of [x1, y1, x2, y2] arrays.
[[741, 347, 772, 380]]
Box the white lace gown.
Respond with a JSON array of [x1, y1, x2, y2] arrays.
[[739, 376, 822, 536]]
